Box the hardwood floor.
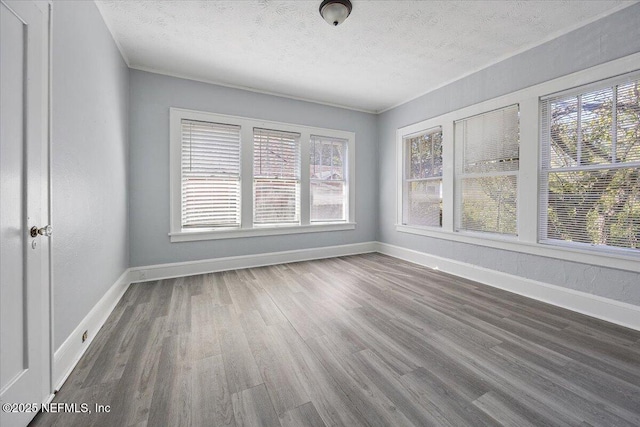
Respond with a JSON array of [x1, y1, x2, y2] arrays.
[[31, 253, 640, 426]]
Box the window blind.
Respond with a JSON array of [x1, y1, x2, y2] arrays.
[[403, 127, 443, 227], [310, 135, 347, 222], [181, 119, 241, 228], [253, 128, 301, 225], [540, 74, 640, 252], [455, 105, 519, 235]]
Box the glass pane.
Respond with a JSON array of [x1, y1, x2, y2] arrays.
[[419, 134, 432, 176], [581, 88, 613, 165], [410, 138, 420, 179], [254, 179, 300, 225], [432, 132, 443, 176], [549, 97, 578, 168], [405, 179, 442, 227], [547, 168, 640, 250], [331, 141, 345, 179], [182, 177, 240, 228], [311, 181, 345, 222], [322, 143, 332, 171], [310, 136, 347, 181], [310, 142, 321, 177], [460, 175, 517, 235], [405, 129, 443, 180], [459, 105, 519, 173], [254, 129, 300, 179], [616, 81, 640, 163]]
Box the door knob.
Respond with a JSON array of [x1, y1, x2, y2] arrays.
[[30, 225, 52, 238]]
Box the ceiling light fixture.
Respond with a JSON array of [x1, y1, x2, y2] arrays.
[[319, 0, 352, 26]]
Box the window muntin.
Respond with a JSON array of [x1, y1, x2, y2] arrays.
[[181, 119, 241, 229], [402, 128, 443, 227], [455, 104, 520, 235], [310, 135, 348, 222], [540, 75, 640, 252], [253, 128, 301, 226]]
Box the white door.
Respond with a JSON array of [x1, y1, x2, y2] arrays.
[[1, 1, 50, 426]]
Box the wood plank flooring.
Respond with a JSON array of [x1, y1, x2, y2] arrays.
[[31, 253, 640, 427]]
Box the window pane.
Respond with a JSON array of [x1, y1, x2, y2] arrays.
[[311, 181, 345, 222], [410, 139, 420, 179], [550, 97, 579, 168], [616, 81, 640, 163], [541, 73, 640, 252], [321, 143, 332, 174], [181, 119, 241, 228], [547, 168, 640, 250], [254, 128, 300, 179], [254, 179, 299, 225], [402, 128, 443, 228], [581, 88, 613, 165], [182, 178, 240, 228], [310, 136, 347, 180], [254, 128, 301, 225], [405, 129, 443, 180], [462, 105, 519, 173], [460, 175, 517, 235], [432, 132, 443, 177], [331, 142, 344, 179], [405, 179, 442, 227], [455, 105, 519, 235], [310, 135, 348, 222]]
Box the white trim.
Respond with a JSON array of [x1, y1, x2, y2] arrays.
[[53, 269, 131, 390], [47, 0, 54, 400], [170, 108, 356, 241], [129, 241, 377, 282], [377, 242, 640, 332], [300, 130, 312, 226], [394, 53, 640, 271], [131, 66, 376, 114], [170, 222, 356, 242]]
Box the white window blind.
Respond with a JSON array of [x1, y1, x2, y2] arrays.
[[181, 119, 241, 229], [540, 74, 640, 252], [455, 105, 519, 235], [310, 135, 347, 222], [403, 127, 443, 227], [253, 128, 301, 225]]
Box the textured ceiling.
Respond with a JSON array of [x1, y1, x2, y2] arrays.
[[95, 0, 635, 113]]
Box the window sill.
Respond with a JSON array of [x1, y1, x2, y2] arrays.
[[170, 222, 356, 242], [395, 224, 640, 273]]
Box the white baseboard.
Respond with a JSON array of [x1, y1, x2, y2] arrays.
[[377, 242, 640, 332], [53, 269, 131, 390], [128, 241, 378, 282]]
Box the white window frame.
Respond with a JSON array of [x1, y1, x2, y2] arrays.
[[400, 126, 444, 228], [310, 135, 350, 223], [395, 52, 640, 273], [170, 108, 355, 242], [539, 71, 640, 256], [253, 127, 302, 227], [454, 104, 520, 236]]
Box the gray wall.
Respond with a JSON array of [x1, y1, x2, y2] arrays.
[[52, 1, 129, 349], [129, 70, 377, 267], [377, 4, 640, 306]]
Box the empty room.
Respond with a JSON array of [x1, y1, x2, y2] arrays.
[[2, 0, 640, 426]]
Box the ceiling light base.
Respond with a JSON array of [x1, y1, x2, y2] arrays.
[[319, 0, 352, 26]]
